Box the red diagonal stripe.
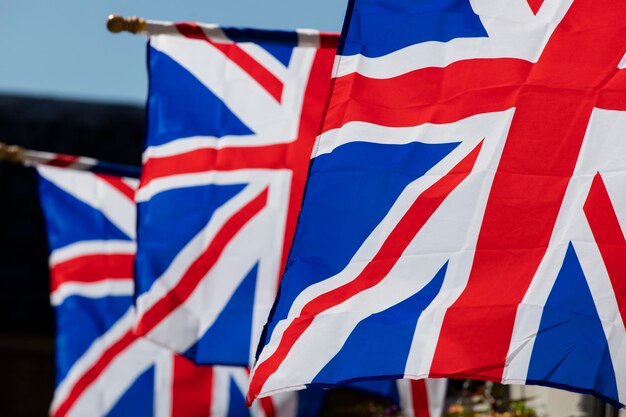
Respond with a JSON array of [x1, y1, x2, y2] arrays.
[[50, 254, 135, 292], [248, 141, 483, 403], [583, 173, 626, 325], [176, 23, 284, 103], [323, 59, 532, 132], [96, 174, 135, 202], [136, 187, 269, 337], [172, 355, 214, 417], [52, 330, 136, 417], [300, 142, 482, 316], [246, 365, 277, 417]]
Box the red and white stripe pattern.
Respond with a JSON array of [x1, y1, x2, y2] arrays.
[[153, 357, 291, 417], [24, 148, 140, 178], [398, 380, 447, 417], [40, 166, 292, 417], [27, 150, 97, 170], [248, 0, 626, 406], [43, 166, 138, 310], [133, 22, 339, 366], [39, 166, 152, 417], [49, 239, 136, 307]]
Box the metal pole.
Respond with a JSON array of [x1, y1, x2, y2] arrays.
[[0, 142, 141, 178], [106, 15, 147, 34]]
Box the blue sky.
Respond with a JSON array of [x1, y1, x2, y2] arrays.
[[0, 0, 348, 104]]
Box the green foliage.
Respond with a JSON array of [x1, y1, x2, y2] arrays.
[[444, 381, 539, 417]]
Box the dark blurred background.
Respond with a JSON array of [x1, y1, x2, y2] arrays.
[[0, 94, 144, 416]]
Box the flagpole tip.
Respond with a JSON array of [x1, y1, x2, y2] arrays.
[[0, 142, 25, 163], [106, 14, 147, 34]]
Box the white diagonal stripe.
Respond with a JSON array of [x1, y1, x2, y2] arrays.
[[135, 178, 269, 316], [38, 166, 136, 239], [51, 309, 136, 413], [255, 119, 508, 395], [65, 339, 164, 417], [149, 35, 315, 144], [142, 170, 290, 366], [334, 0, 573, 79]]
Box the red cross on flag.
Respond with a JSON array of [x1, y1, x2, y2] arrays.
[[249, 0, 626, 408]]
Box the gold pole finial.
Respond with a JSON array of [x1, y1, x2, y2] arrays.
[[0, 142, 25, 163], [107, 14, 147, 34]]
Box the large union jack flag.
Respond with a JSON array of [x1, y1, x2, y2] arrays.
[[249, 0, 626, 407], [132, 22, 338, 367], [38, 166, 299, 417]]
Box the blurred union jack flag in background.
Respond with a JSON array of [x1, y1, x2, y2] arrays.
[[132, 22, 339, 367], [249, 0, 626, 407], [35, 21, 448, 417], [38, 166, 300, 417]]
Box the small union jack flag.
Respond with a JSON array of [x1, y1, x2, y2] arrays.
[[37, 166, 297, 417], [249, 0, 626, 408], [132, 22, 339, 367]]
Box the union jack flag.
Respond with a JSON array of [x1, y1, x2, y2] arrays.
[[37, 166, 297, 417], [249, 0, 626, 408], [132, 22, 338, 366]]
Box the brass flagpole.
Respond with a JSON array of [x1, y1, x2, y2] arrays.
[[0, 142, 141, 178], [0, 142, 25, 163], [106, 15, 181, 37], [106, 15, 147, 34], [105, 13, 335, 45]]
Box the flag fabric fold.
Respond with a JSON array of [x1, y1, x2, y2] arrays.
[[132, 22, 339, 367], [249, 0, 626, 408]]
